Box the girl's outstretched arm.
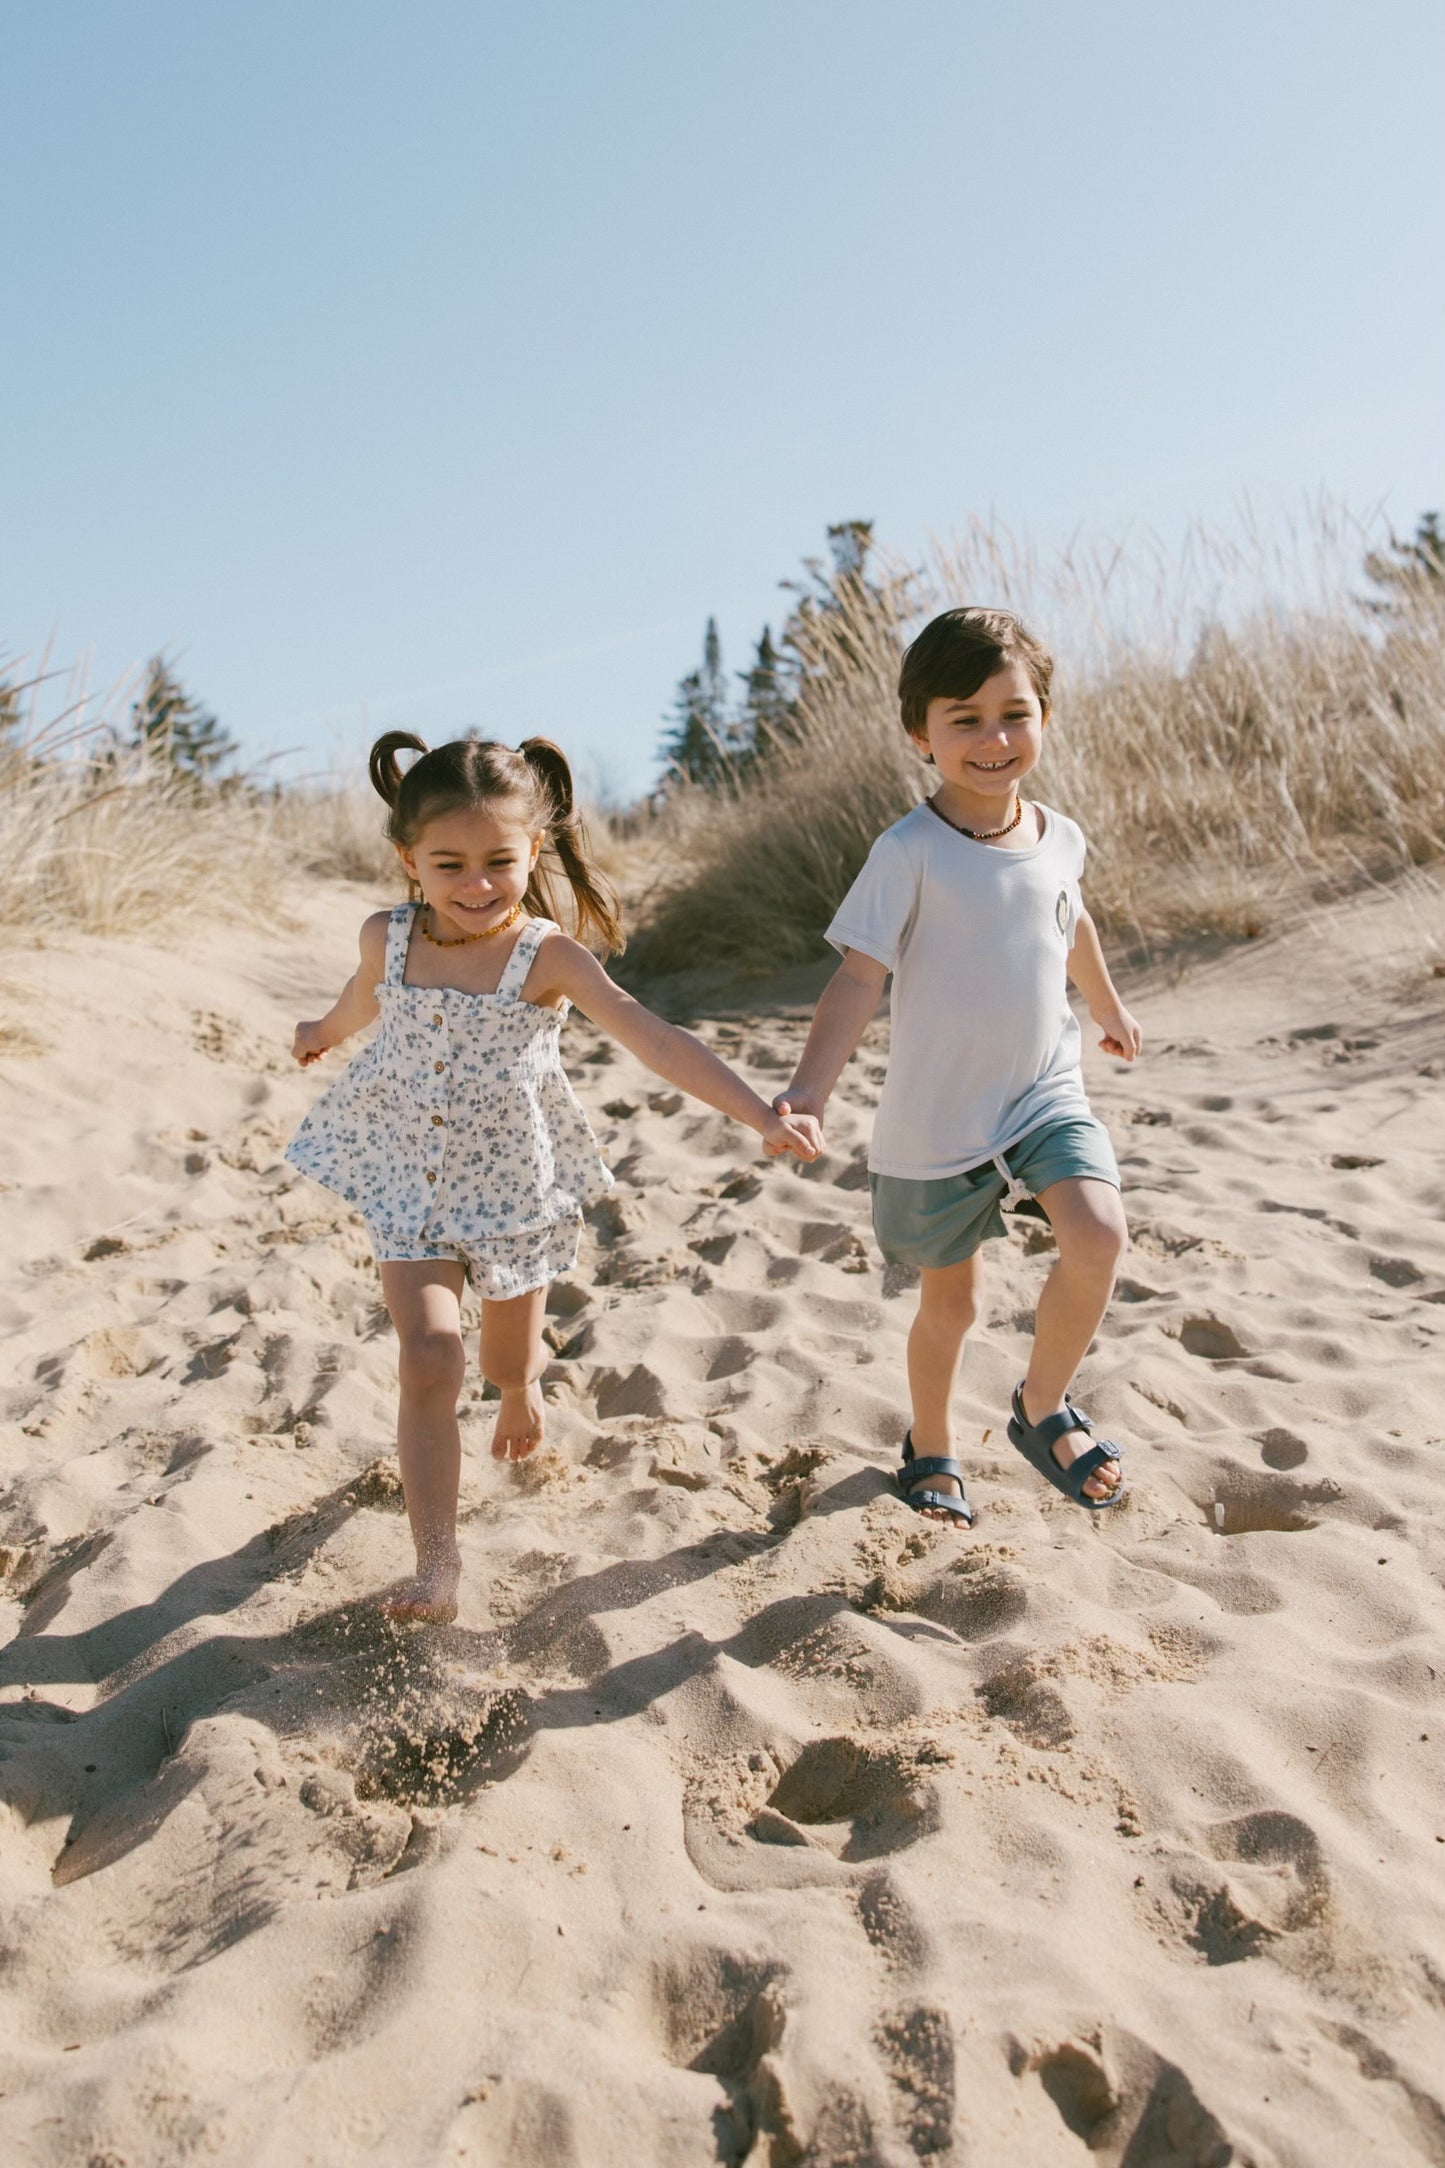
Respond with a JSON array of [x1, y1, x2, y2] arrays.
[[291, 913, 389, 1066], [529, 936, 821, 1161]]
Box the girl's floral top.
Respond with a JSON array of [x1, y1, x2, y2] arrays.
[[286, 908, 612, 1247]]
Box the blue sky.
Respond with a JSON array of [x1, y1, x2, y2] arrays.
[[3, 1, 1441, 796]]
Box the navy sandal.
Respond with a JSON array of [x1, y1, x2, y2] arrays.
[[896, 1432, 975, 1528], [1008, 1384, 1125, 1510]]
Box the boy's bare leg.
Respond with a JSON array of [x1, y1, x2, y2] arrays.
[[1021, 1177, 1127, 1500], [905, 1254, 982, 1526], [377, 1259, 468, 1620], [480, 1286, 549, 1460]]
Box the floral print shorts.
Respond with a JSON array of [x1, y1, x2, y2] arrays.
[[372, 1209, 581, 1301]]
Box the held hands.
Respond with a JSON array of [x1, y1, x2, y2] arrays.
[[291, 1021, 332, 1068], [761, 1105, 824, 1161], [1091, 1000, 1143, 1062], [762, 1089, 826, 1160]]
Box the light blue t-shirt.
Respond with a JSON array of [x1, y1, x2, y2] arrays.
[[826, 799, 1091, 1180]]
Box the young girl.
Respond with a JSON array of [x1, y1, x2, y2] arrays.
[[287, 731, 821, 1622]]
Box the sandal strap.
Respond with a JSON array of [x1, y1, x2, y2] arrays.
[[899, 1454, 964, 1488], [907, 1488, 974, 1524], [1064, 1442, 1122, 1486], [1015, 1403, 1087, 1455]]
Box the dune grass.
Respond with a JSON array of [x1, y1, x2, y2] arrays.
[[623, 509, 1445, 978], [6, 507, 1440, 963], [0, 756, 292, 935], [0, 661, 392, 936], [0, 666, 626, 941]]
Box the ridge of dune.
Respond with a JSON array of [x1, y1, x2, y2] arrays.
[[1, 875, 1444, 2166]]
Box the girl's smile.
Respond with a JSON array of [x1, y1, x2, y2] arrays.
[[397, 802, 542, 937]]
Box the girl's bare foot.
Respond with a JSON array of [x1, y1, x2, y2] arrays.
[[491, 1381, 544, 1460], [377, 1551, 462, 1624]]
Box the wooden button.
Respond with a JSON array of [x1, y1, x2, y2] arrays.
[[425, 1170, 437, 1184], [431, 1114, 443, 1126], [433, 1012, 443, 1025], [434, 1060, 445, 1073]]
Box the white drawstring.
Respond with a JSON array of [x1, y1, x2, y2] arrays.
[[992, 1153, 1033, 1213]]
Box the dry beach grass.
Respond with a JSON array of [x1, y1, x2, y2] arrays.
[[627, 510, 1445, 977]]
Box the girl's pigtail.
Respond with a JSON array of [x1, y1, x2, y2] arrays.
[[368, 730, 429, 812], [519, 736, 625, 956]]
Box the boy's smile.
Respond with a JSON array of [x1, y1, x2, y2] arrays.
[[912, 662, 1048, 834]]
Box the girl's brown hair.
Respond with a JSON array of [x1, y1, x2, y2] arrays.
[[368, 732, 623, 954]]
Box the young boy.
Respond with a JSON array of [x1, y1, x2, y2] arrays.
[[775, 607, 1141, 1528]]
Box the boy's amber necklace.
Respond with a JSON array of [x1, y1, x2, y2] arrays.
[[417, 899, 524, 947], [927, 791, 1025, 841]]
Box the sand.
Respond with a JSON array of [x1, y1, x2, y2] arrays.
[[2, 873, 1444, 2167]]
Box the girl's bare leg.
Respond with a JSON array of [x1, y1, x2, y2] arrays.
[[377, 1259, 468, 1620], [480, 1285, 549, 1459], [905, 1253, 982, 1527], [1021, 1177, 1127, 1500]]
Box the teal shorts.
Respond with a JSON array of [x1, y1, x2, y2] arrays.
[[870, 1114, 1120, 1271]]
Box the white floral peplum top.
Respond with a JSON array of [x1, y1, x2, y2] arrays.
[[285, 906, 613, 1251]]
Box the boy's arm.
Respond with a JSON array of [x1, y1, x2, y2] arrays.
[[292, 914, 388, 1066], [1067, 908, 1142, 1062], [529, 937, 821, 1160], [773, 948, 890, 1133]]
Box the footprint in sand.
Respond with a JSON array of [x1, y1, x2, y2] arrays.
[[1200, 1467, 1342, 1535], [975, 1654, 1076, 1749], [1012, 2026, 1239, 2164], [1142, 1808, 1329, 1969], [654, 1952, 801, 2167], [190, 1008, 290, 1074], [914, 1564, 1031, 1643], [755, 1733, 945, 1863], [1176, 1314, 1250, 1361], [874, 2003, 956, 2157], [854, 1868, 931, 1974]]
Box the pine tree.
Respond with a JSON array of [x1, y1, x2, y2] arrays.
[[1363, 512, 1445, 617], [126, 655, 238, 785], [736, 625, 796, 754], [824, 519, 874, 584], [661, 617, 737, 788]]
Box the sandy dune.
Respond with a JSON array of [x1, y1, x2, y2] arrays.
[[2, 875, 1444, 2166]]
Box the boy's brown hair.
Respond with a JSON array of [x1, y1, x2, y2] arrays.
[[898, 607, 1054, 741]]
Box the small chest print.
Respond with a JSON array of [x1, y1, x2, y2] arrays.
[[1055, 888, 1070, 936]]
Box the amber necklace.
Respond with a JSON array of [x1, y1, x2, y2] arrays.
[[927, 792, 1025, 842], [417, 899, 524, 948]]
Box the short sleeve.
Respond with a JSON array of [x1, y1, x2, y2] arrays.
[[1056, 815, 1087, 943], [825, 829, 919, 971]]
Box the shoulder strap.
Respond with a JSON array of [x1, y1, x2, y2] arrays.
[[496, 916, 556, 1000], [383, 904, 416, 987]]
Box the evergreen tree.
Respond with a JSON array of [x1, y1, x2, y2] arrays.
[[126, 655, 238, 784], [776, 518, 888, 690], [1363, 512, 1445, 616], [660, 617, 737, 788], [824, 519, 874, 584], [736, 625, 796, 753]]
